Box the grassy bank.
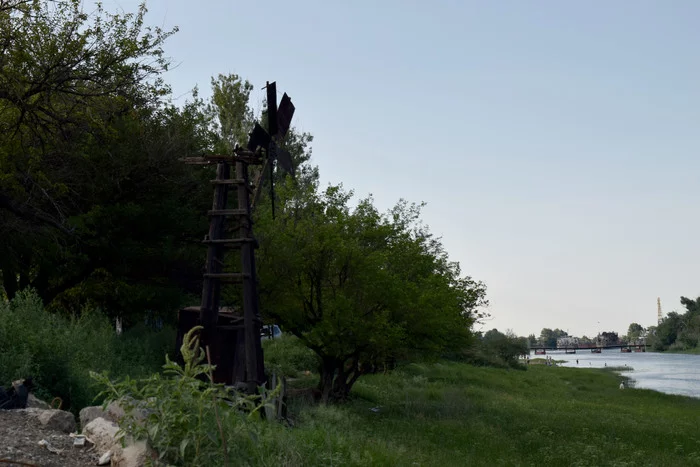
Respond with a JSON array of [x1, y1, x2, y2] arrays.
[[263, 362, 700, 466], [670, 347, 700, 355]]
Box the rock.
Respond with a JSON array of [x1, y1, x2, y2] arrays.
[[26, 393, 50, 409], [82, 417, 120, 454], [106, 400, 126, 422], [79, 405, 112, 429], [36, 409, 76, 433], [106, 398, 151, 424], [97, 450, 112, 466], [112, 440, 155, 467]]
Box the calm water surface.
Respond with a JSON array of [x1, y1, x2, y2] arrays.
[[529, 349, 700, 399]]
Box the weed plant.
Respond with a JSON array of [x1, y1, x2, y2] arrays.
[[93, 327, 277, 466]]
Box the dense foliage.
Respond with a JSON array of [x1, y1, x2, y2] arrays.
[[255, 182, 487, 400], [0, 0, 215, 323], [537, 328, 568, 348], [0, 289, 173, 411], [647, 296, 700, 351], [472, 329, 528, 368]]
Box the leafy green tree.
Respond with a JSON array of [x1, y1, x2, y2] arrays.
[[0, 0, 221, 322], [676, 297, 700, 349], [208, 73, 255, 152], [255, 181, 487, 401], [653, 312, 683, 350], [527, 334, 537, 347], [482, 329, 528, 366], [626, 323, 645, 342], [680, 296, 700, 318], [0, 0, 176, 232], [538, 328, 567, 348], [600, 331, 619, 346]]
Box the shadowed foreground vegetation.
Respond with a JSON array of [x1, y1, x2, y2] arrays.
[[0, 290, 174, 412], [4, 298, 700, 466], [104, 333, 700, 466]]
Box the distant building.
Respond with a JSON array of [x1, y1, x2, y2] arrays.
[[556, 336, 579, 349]]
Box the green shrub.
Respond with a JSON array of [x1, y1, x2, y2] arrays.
[[0, 289, 174, 411], [262, 335, 319, 378], [457, 340, 527, 370], [94, 327, 276, 466]]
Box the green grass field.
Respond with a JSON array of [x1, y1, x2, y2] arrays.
[[262, 362, 700, 466]]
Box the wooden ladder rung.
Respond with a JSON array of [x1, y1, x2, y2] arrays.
[[208, 209, 248, 216]]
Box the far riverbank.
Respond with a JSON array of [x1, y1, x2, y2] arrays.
[[531, 348, 700, 399]]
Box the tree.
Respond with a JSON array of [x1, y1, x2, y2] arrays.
[[208, 73, 255, 152], [626, 323, 645, 342], [680, 296, 700, 318], [255, 181, 487, 401], [538, 328, 567, 348], [0, 0, 176, 231], [527, 334, 537, 347], [600, 331, 619, 346], [654, 312, 683, 350], [482, 329, 528, 366], [0, 0, 219, 322]]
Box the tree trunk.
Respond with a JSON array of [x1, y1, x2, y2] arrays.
[[319, 357, 337, 404], [318, 357, 365, 402], [332, 364, 348, 399], [1, 266, 18, 300]]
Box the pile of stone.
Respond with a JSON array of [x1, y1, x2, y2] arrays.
[[79, 400, 155, 466], [0, 378, 154, 466]]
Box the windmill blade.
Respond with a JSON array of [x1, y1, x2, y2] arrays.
[[268, 140, 294, 176], [266, 82, 278, 137], [276, 145, 295, 177], [247, 123, 271, 151], [277, 93, 295, 139]]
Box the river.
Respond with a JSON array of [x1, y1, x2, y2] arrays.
[[529, 349, 700, 399]]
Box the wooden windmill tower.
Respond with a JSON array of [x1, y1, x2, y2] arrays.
[[178, 81, 295, 392]]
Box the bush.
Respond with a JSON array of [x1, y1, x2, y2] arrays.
[[455, 330, 528, 370], [0, 289, 174, 411], [94, 327, 276, 466], [262, 335, 319, 378]]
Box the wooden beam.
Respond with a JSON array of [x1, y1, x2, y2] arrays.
[[208, 209, 248, 216], [203, 273, 249, 283], [210, 179, 247, 185]]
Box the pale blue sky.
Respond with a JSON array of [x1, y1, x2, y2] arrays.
[[110, 0, 700, 337]]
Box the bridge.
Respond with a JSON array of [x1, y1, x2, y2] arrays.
[[530, 344, 647, 354]]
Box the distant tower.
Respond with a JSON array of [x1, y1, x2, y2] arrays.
[[657, 297, 663, 325]]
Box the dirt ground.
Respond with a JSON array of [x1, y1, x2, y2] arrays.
[[0, 409, 98, 467]]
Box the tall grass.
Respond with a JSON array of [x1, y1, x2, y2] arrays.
[[259, 362, 700, 466], [0, 289, 174, 411]]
